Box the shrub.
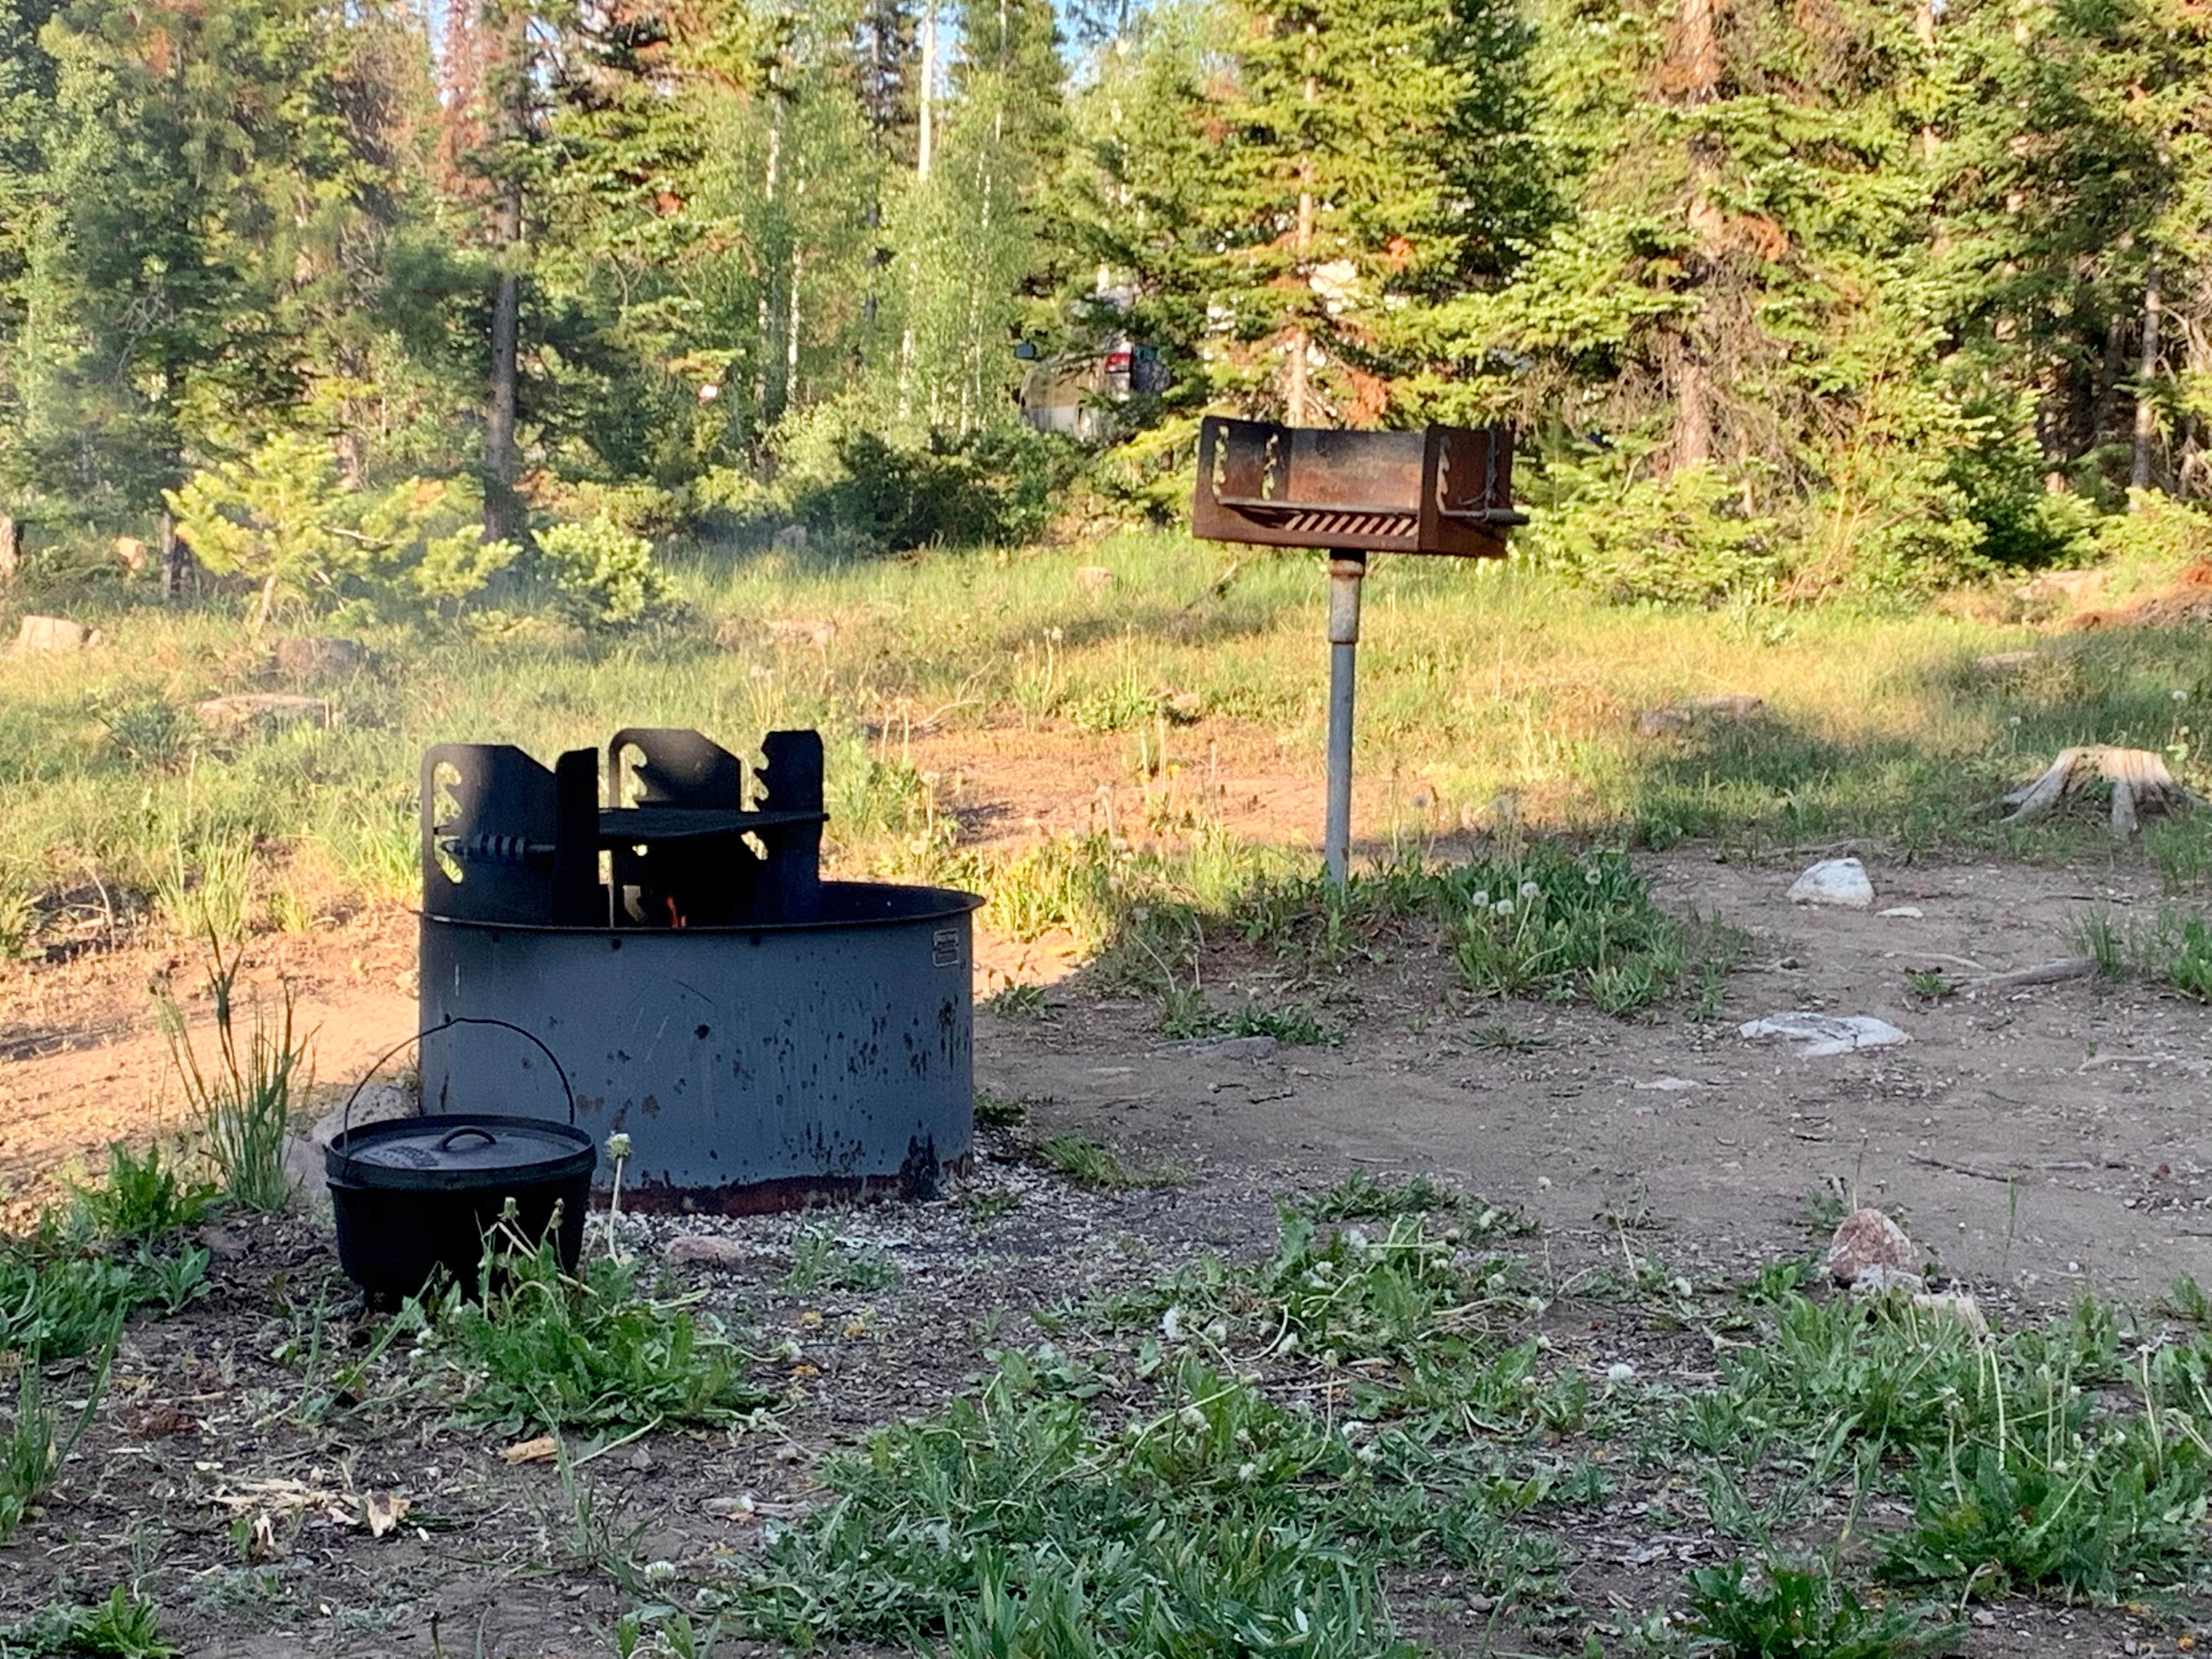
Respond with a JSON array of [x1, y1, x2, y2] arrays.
[[1527, 459, 1780, 606], [164, 436, 516, 629], [535, 517, 671, 630]]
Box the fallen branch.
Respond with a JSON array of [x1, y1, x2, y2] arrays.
[[1958, 957, 2096, 994]]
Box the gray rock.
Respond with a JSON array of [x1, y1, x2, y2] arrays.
[[1787, 856, 1875, 909], [665, 1234, 751, 1268], [197, 692, 329, 731], [274, 636, 368, 682]]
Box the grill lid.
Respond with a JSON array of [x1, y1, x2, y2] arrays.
[[328, 1113, 596, 1193]]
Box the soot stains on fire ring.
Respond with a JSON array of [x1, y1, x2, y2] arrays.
[[624, 1139, 958, 1215]]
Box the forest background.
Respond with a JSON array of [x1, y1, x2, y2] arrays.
[[4, 0, 2212, 611]]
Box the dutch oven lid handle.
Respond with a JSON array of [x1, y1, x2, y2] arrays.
[[335, 1016, 578, 1175], [436, 1125, 499, 1150]]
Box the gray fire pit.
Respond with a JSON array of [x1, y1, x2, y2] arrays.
[[414, 728, 981, 1212]]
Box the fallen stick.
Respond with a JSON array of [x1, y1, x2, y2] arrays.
[[1958, 957, 2096, 994]]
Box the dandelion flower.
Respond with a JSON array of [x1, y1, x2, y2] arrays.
[[1518, 880, 1541, 901], [1493, 899, 1515, 918], [606, 1132, 632, 1161], [1606, 1362, 1637, 1384], [2176, 689, 2191, 704]]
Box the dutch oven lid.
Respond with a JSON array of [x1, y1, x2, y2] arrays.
[[328, 1114, 596, 1192]]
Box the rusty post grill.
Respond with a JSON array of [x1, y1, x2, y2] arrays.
[[415, 727, 981, 1213], [1191, 417, 1525, 881]]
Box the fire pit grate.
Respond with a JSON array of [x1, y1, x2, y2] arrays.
[[415, 728, 981, 1214]]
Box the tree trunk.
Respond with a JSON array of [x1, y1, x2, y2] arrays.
[[1667, 0, 1722, 473], [158, 512, 193, 602], [0, 512, 19, 586], [482, 3, 529, 545], [2132, 258, 2163, 498], [1285, 39, 1317, 427]]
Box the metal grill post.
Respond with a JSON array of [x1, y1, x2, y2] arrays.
[[1189, 416, 1521, 885], [1324, 555, 1365, 884]]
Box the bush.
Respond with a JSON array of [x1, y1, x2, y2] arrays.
[[704, 399, 1081, 552], [1527, 459, 1780, 606], [164, 436, 517, 629], [535, 517, 672, 630]]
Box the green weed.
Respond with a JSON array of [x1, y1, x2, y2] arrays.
[[69, 1142, 216, 1242], [974, 1088, 1033, 1128], [1686, 1555, 1960, 1658], [157, 938, 309, 1212], [783, 1224, 901, 1294], [0, 1236, 208, 1359], [984, 983, 1054, 1020], [1158, 986, 1339, 1045], [0, 1586, 177, 1658], [1, 1329, 117, 1542], [1034, 1134, 1181, 1190], [410, 1229, 775, 1436], [1307, 1170, 1468, 1220]]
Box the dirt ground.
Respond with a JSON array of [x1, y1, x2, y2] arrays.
[[4, 760, 2211, 1652], [5, 842, 2202, 1296]]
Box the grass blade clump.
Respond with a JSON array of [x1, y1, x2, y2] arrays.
[[0, 1327, 117, 1543], [740, 1356, 1421, 1657], [157, 936, 311, 1213], [415, 1228, 773, 1436]]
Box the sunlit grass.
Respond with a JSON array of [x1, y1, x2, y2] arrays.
[[4, 529, 2211, 958]]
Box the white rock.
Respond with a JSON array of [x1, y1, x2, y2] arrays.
[[1739, 1012, 1909, 1058], [1788, 856, 1875, 909], [1632, 1077, 1703, 1092], [1878, 905, 1923, 918]]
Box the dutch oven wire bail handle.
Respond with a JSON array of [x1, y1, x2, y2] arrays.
[[335, 1016, 578, 1175]]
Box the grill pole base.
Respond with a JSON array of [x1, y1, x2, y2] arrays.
[[1324, 555, 1367, 884]]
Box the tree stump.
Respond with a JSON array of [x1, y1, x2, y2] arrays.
[[2001, 746, 2202, 838]]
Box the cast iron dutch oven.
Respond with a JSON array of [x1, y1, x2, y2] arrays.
[[326, 1017, 595, 1304]]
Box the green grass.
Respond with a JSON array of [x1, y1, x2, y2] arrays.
[[9, 533, 2212, 962], [408, 1231, 775, 1436], [1, 1333, 116, 1543], [0, 1587, 177, 1657], [1034, 1133, 1184, 1190], [156, 939, 309, 1213], [782, 1224, 902, 1294]]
